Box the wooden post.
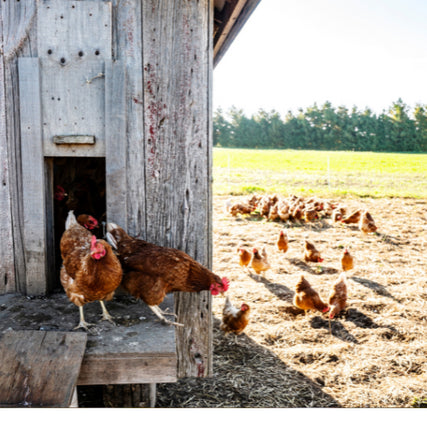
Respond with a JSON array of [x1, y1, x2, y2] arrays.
[[140, 0, 213, 378]]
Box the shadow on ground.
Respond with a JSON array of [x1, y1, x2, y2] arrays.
[[154, 317, 341, 408]]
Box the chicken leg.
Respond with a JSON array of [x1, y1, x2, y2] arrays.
[[149, 305, 184, 327], [74, 306, 94, 331], [99, 301, 115, 325]]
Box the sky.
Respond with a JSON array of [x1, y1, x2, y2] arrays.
[[213, 0, 427, 118]]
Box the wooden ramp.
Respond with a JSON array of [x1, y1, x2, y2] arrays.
[[0, 330, 86, 407], [0, 292, 177, 405]]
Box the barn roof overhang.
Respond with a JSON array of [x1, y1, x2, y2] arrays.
[[213, 0, 262, 67]]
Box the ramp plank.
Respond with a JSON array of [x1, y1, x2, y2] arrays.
[[0, 330, 86, 407]]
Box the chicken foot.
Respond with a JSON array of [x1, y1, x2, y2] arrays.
[[74, 306, 95, 331], [99, 301, 116, 325], [149, 305, 184, 327]]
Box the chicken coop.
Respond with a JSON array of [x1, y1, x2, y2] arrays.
[[0, 0, 261, 407]]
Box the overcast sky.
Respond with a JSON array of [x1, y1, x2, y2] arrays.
[[213, 0, 427, 117]]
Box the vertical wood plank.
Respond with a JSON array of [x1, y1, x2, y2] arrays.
[[0, 27, 16, 294], [44, 158, 56, 292], [18, 58, 47, 295], [112, 0, 146, 237], [0, 0, 38, 294], [105, 60, 127, 228], [142, 0, 212, 377]]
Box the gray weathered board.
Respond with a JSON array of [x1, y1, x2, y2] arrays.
[[0, 330, 87, 407], [0, 293, 177, 385]]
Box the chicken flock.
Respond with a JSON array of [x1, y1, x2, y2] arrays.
[[57, 187, 377, 340], [220, 192, 379, 336]]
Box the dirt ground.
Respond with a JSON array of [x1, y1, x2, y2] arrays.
[[155, 195, 427, 408]]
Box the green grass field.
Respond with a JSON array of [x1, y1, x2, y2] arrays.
[[212, 148, 427, 198]]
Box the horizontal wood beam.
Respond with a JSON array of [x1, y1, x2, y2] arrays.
[[213, 0, 262, 67]]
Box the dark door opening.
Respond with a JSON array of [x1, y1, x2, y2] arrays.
[[51, 157, 106, 291]]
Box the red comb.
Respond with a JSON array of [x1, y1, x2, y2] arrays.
[[221, 277, 230, 291]]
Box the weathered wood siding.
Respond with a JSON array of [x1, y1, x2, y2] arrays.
[[0, 0, 213, 378]]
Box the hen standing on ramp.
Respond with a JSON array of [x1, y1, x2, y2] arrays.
[[106, 222, 230, 327], [60, 211, 123, 330]]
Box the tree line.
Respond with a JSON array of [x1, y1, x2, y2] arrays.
[[213, 99, 427, 152]]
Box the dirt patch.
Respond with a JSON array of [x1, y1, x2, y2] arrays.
[[156, 195, 427, 408]]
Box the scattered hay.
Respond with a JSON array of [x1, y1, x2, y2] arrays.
[[156, 195, 426, 408]]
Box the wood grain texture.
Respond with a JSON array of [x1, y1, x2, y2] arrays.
[[53, 135, 96, 145], [112, 0, 146, 236], [0, 0, 37, 294], [0, 293, 177, 386], [142, 0, 213, 378], [18, 58, 47, 295], [40, 59, 106, 157], [105, 60, 127, 228], [0, 23, 16, 294], [0, 330, 87, 407]]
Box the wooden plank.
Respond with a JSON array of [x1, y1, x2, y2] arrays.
[[40, 59, 106, 157], [53, 135, 96, 145], [113, 0, 146, 237], [1, 0, 37, 62], [78, 354, 176, 385], [44, 158, 56, 293], [105, 60, 127, 228], [37, 1, 112, 157], [0, 330, 87, 407], [0, 25, 16, 294], [142, 0, 213, 378], [37, 0, 112, 62], [18, 57, 47, 295], [0, 0, 38, 294], [0, 293, 177, 385]]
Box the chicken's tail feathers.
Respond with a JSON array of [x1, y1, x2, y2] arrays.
[[105, 231, 118, 250], [224, 199, 232, 213], [65, 210, 78, 230], [106, 222, 120, 233]]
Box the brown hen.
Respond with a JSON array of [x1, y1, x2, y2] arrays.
[[293, 275, 329, 314], [60, 211, 123, 330], [106, 223, 229, 326]]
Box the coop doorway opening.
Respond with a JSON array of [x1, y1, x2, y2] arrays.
[[51, 157, 106, 291]]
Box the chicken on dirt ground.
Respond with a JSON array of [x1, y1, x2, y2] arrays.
[[250, 247, 271, 277], [220, 296, 250, 342], [293, 274, 329, 315], [238, 246, 252, 270], [341, 248, 354, 271], [60, 211, 123, 330], [328, 273, 348, 319], [276, 230, 289, 253], [359, 210, 378, 233], [106, 222, 230, 327], [303, 240, 324, 263]]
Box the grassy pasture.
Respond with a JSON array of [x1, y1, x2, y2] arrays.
[[213, 148, 427, 198]]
